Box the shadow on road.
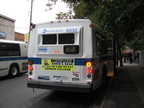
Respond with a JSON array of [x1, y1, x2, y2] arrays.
[[23, 78, 111, 108], [0, 73, 27, 81]]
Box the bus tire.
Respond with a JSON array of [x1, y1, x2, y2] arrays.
[[8, 64, 19, 77]]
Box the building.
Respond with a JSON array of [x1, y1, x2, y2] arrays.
[[15, 32, 24, 41], [0, 14, 16, 40]]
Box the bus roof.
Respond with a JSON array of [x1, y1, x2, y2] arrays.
[[0, 39, 26, 44], [35, 19, 91, 25]]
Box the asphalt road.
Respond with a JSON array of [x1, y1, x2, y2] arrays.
[[0, 74, 108, 108]]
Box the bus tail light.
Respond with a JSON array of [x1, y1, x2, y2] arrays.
[[89, 24, 94, 27], [28, 61, 33, 65], [28, 60, 33, 75], [86, 62, 92, 67], [86, 68, 92, 74], [86, 61, 93, 74], [28, 66, 33, 71]]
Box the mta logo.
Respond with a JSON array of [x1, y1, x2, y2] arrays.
[[42, 29, 47, 33]]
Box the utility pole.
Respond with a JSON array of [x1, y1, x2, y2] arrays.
[[29, 0, 34, 32]]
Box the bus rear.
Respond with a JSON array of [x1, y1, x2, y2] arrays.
[[27, 19, 94, 92]]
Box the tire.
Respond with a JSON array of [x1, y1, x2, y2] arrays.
[[8, 65, 19, 77]]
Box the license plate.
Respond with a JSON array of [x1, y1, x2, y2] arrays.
[[53, 76, 61, 82]]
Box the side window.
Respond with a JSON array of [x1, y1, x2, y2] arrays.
[[42, 34, 57, 44], [107, 40, 112, 54], [59, 33, 74, 44], [0, 43, 7, 56], [7, 43, 20, 56], [101, 37, 107, 54], [96, 34, 101, 55]]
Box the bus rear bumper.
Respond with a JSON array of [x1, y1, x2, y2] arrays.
[[27, 80, 92, 93]]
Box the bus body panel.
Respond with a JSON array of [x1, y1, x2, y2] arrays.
[[0, 60, 8, 76], [28, 19, 114, 92]]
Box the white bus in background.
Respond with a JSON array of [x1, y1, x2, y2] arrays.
[[0, 40, 28, 77], [27, 19, 114, 93]]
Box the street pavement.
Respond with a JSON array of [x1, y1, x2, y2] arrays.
[[1, 63, 144, 108], [101, 63, 144, 108]]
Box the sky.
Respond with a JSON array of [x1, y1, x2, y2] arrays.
[[0, 0, 69, 33]]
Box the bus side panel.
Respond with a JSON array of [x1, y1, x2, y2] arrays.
[[0, 60, 8, 77], [19, 43, 28, 73], [18, 59, 28, 73]]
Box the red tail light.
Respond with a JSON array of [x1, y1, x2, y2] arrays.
[[28, 61, 33, 65], [86, 68, 92, 74], [86, 61, 93, 74], [28, 61, 33, 71], [89, 24, 94, 27]]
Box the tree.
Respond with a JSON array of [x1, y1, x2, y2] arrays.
[[46, 0, 74, 19], [46, 0, 144, 66], [66, 0, 144, 66], [55, 11, 73, 20]]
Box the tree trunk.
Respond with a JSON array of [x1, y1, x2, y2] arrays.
[[118, 44, 123, 67]]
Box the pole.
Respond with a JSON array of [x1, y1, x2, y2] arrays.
[[29, 0, 34, 32], [28, 0, 34, 43]]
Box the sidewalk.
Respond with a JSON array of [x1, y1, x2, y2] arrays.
[[125, 63, 144, 103], [103, 63, 144, 108]]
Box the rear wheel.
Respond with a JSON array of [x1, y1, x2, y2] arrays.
[[8, 65, 19, 77]]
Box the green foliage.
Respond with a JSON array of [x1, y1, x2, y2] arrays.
[[72, 0, 144, 50], [47, 0, 144, 50], [73, 1, 95, 19], [55, 11, 73, 19], [127, 38, 144, 50]]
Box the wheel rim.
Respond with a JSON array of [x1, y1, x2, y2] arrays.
[[11, 67, 18, 76]]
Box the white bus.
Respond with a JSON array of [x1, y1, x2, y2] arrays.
[[0, 40, 28, 77], [27, 19, 114, 92]]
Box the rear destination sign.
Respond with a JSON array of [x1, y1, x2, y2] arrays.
[[38, 26, 81, 34], [42, 58, 74, 71]]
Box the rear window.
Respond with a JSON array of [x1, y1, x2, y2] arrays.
[[42, 34, 57, 44], [59, 34, 74, 44], [42, 33, 74, 45]]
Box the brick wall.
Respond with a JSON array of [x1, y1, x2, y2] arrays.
[[15, 32, 24, 41]]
